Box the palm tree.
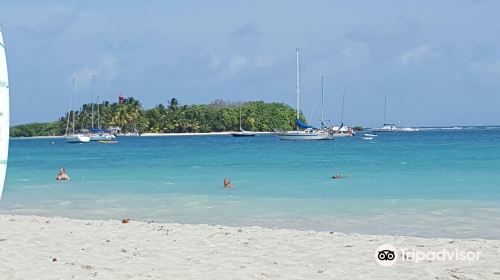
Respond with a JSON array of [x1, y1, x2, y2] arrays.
[[168, 98, 180, 111]]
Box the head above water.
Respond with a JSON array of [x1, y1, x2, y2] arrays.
[[223, 178, 232, 188]]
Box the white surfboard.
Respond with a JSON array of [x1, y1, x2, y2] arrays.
[[0, 29, 10, 199]]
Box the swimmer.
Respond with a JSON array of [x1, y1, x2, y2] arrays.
[[223, 178, 232, 188], [332, 173, 344, 179], [56, 167, 70, 181]]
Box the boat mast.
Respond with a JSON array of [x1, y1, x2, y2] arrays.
[[97, 96, 100, 129], [91, 74, 95, 129], [65, 78, 73, 136], [239, 106, 242, 130], [72, 77, 77, 134], [321, 76, 324, 128], [400, 94, 403, 128], [295, 48, 300, 131], [341, 92, 345, 126], [383, 92, 387, 125]]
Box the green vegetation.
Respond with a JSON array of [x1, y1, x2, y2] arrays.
[[10, 121, 61, 137], [11, 98, 304, 136]]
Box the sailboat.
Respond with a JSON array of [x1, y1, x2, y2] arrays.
[[88, 75, 115, 141], [65, 78, 90, 143], [398, 95, 419, 132], [231, 106, 256, 137], [372, 93, 418, 132], [0, 28, 10, 199], [372, 93, 398, 132], [328, 91, 355, 138], [276, 49, 332, 141]]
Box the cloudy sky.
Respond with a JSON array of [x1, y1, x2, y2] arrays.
[[1, 0, 500, 126]]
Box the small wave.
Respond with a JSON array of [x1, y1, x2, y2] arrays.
[[441, 127, 463, 130], [57, 201, 71, 206]]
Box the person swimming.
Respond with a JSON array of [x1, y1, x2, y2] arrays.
[[332, 173, 344, 179], [56, 167, 70, 181], [223, 178, 232, 188]]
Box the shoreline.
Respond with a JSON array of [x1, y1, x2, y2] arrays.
[[10, 131, 273, 139], [10, 126, 500, 139], [139, 131, 272, 137], [1, 214, 499, 279]]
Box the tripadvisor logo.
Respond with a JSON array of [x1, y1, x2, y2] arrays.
[[375, 243, 481, 267], [375, 244, 397, 267]]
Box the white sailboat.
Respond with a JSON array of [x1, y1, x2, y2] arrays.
[[231, 106, 256, 137], [65, 78, 90, 143], [276, 49, 332, 141], [372, 93, 398, 132], [0, 29, 10, 199], [89, 131, 114, 141], [372, 93, 418, 132], [88, 75, 115, 141], [329, 91, 355, 137]]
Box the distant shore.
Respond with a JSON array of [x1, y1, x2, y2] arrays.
[[11, 135, 65, 139], [10, 131, 273, 139], [140, 131, 272, 137], [0, 214, 498, 279]]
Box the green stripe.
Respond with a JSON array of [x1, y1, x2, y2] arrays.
[[0, 42, 4, 48]]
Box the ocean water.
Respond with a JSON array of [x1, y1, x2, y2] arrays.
[[1, 129, 500, 239]]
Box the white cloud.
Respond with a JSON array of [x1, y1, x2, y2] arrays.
[[73, 55, 120, 88], [470, 60, 500, 75], [341, 43, 370, 68], [255, 56, 275, 68], [208, 53, 221, 72], [399, 45, 433, 65], [228, 55, 248, 75]]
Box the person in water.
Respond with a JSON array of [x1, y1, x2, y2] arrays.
[[223, 178, 232, 188], [332, 173, 344, 179], [56, 167, 70, 181]]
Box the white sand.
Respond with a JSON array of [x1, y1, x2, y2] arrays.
[[0, 215, 499, 280]]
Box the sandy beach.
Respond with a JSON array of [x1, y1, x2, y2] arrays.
[[0, 215, 498, 280]]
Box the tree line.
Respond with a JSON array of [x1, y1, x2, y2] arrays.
[[10, 98, 305, 137]]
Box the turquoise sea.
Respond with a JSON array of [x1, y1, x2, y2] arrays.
[[1, 128, 500, 239]]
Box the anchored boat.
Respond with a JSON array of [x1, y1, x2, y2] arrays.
[[276, 49, 331, 141], [65, 78, 90, 143]]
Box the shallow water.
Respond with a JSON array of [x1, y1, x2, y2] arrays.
[[1, 129, 500, 238]]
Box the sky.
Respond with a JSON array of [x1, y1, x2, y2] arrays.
[[1, 0, 500, 127]]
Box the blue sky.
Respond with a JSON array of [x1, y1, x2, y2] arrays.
[[1, 0, 500, 126]]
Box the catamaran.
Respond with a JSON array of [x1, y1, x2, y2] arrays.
[[372, 93, 397, 132], [276, 49, 332, 141], [231, 106, 256, 137], [372, 93, 418, 132], [65, 78, 90, 143], [0, 28, 10, 199]]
